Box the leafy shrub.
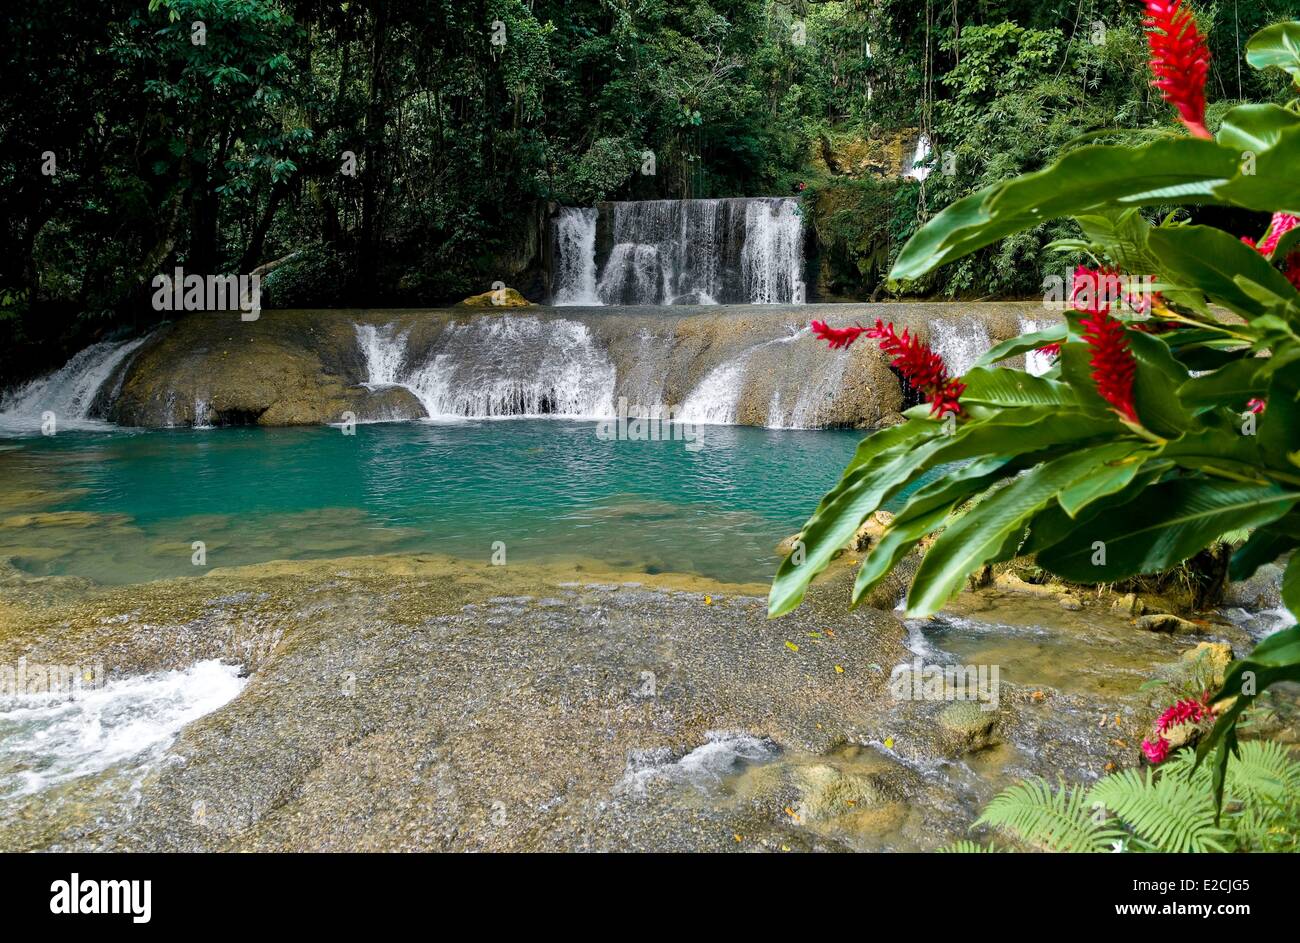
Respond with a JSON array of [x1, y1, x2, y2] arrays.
[[774, 12, 1300, 804]]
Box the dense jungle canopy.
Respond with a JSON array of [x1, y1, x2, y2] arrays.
[[3, 0, 1298, 381]]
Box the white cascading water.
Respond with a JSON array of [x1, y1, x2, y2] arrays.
[[597, 243, 664, 306], [356, 317, 616, 419], [766, 337, 848, 429], [0, 660, 245, 799], [742, 199, 805, 304], [904, 134, 933, 182], [0, 337, 148, 434], [553, 197, 804, 305], [927, 318, 991, 378], [1019, 317, 1055, 377], [679, 329, 806, 425], [355, 322, 409, 387], [552, 207, 600, 305]]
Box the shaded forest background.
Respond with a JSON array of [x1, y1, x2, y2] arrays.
[[2, 0, 1297, 382]]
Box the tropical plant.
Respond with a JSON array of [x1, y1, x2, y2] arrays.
[[951, 739, 1300, 852], [771, 5, 1300, 807]]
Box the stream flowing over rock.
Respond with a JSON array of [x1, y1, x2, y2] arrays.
[[2, 553, 1276, 852], [5, 303, 1047, 430]]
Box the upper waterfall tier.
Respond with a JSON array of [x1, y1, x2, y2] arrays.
[[551, 198, 806, 306]]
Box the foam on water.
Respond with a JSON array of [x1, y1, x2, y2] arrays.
[[617, 730, 780, 795], [0, 659, 245, 799]]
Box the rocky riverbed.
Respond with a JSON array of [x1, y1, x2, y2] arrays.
[[1, 550, 1286, 853]]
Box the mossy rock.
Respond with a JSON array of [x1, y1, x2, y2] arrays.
[[936, 701, 998, 755], [457, 287, 531, 308]]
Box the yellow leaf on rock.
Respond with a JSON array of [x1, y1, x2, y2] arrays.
[[785, 641, 799, 652]]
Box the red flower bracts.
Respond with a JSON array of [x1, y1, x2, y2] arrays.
[[812, 319, 964, 417], [1142, 695, 1214, 765], [1242, 213, 1300, 291], [810, 320, 866, 350], [1074, 267, 1141, 425], [1143, 1, 1212, 140]]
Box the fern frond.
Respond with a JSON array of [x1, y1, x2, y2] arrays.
[[1224, 740, 1300, 805], [1089, 768, 1233, 853], [938, 839, 1005, 853], [976, 777, 1119, 852]]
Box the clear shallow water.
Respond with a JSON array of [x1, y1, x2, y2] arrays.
[[0, 420, 862, 585]]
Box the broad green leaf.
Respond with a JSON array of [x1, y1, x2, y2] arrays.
[[1246, 22, 1300, 81], [1146, 225, 1299, 321], [769, 411, 1118, 617], [1216, 104, 1300, 154], [1285, 554, 1300, 615], [1177, 357, 1265, 411], [975, 326, 1067, 369], [1057, 451, 1157, 518], [851, 455, 1026, 605], [1128, 331, 1196, 437], [905, 443, 1138, 616], [841, 419, 940, 476], [890, 139, 1242, 282], [960, 367, 1080, 408], [1038, 480, 1300, 582], [1214, 125, 1300, 215]]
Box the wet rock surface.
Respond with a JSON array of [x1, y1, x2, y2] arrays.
[[106, 303, 1047, 429], [0, 551, 1277, 853]]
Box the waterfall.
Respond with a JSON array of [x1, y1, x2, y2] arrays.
[[552, 197, 805, 305], [357, 317, 616, 419], [597, 244, 664, 306], [742, 199, 805, 304], [927, 319, 991, 378], [0, 337, 148, 433], [678, 360, 750, 425], [679, 330, 806, 425], [903, 135, 933, 182], [355, 323, 408, 387], [551, 207, 599, 305], [767, 345, 849, 429]]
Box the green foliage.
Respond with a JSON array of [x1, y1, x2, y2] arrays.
[[770, 17, 1300, 808], [975, 777, 1124, 852], [965, 741, 1300, 853]]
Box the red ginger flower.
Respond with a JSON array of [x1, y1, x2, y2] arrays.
[[1286, 254, 1300, 291], [810, 320, 866, 350], [1144, 1, 1212, 140], [1074, 267, 1141, 425], [1141, 737, 1171, 764], [812, 318, 964, 417], [1142, 695, 1214, 765], [1156, 696, 1212, 733], [1243, 213, 1300, 257]]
